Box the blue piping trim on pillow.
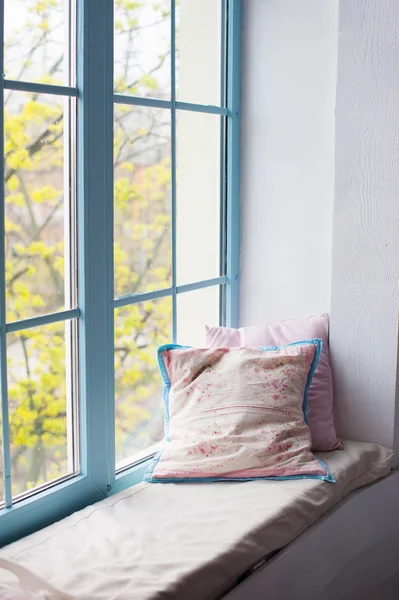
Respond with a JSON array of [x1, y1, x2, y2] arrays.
[[315, 457, 335, 483], [144, 340, 335, 484], [144, 344, 191, 482], [157, 344, 192, 440]]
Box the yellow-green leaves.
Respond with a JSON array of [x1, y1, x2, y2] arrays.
[[31, 186, 60, 205]]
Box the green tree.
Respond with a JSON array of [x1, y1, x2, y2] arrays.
[[1, 0, 172, 497]]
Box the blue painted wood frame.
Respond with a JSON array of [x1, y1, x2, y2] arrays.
[[76, 0, 115, 494], [114, 94, 229, 116], [0, 0, 113, 547], [3, 80, 78, 97], [6, 308, 80, 334], [0, 0, 242, 543], [225, 0, 242, 328], [113, 276, 227, 310]]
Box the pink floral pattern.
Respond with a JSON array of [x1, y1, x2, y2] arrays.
[[147, 344, 332, 481]]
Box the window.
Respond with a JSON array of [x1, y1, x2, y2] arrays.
[[0, 0, 241, 545]]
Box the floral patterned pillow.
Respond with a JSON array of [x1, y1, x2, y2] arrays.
[[145, 341, 334, 483]]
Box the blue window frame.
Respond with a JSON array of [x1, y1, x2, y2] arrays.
[[0, 0, 241, 546]]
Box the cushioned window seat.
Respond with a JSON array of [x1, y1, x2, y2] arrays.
[[0, 440, 393, 600]]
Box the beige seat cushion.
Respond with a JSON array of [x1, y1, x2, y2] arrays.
[[0, 440, 394, 600]]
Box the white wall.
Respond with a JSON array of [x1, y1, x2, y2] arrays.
[[241, 0, 399, 451], [330, 0, 399, 450], [240, 0, 339, 326]]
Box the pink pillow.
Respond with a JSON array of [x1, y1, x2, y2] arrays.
[[145, 342, 334, 482], [204, 315, 342, 452]]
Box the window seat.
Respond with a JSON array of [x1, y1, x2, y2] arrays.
[[0, 440, 393, 600]]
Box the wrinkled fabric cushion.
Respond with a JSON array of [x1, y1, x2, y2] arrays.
[[204, 314, 341, 452], [0, 558, 72, 600], [0, 442, 393, 600], [145, 342, 333, 482]]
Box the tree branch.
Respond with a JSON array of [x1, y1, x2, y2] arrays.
[[5, 113, 63, 184]]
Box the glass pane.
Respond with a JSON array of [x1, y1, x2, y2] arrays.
[[7, 321, 77, 498], [115, 297, 172, 467], [4, 0, 68, 85], [177, 286, 220, 347], [176, 0, 222, 105], [4, 91, 71, 322], [114, 0, 171, 99], [114, 105, 171, 297], [176, 112, 221, 285]]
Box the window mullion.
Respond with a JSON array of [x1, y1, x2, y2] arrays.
[[225, 0, 242, 329], [76, 0, 115, 495]]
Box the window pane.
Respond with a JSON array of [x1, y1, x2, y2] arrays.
[[177, 286, 220, 347], [114, 0, 171, 100], [176, 112, 222, 285], [4, 0, 68, 85], [115, 297, 172, 467], [7, 321, 77, 498], [114, 106, 171, 297], [176, 0, 222, 105], [4, 92, 72, 321]]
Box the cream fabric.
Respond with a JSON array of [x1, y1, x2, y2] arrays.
[[0, 558, 73, 599], [148, 344, 331, 481], [0, 440, 394, 600]]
